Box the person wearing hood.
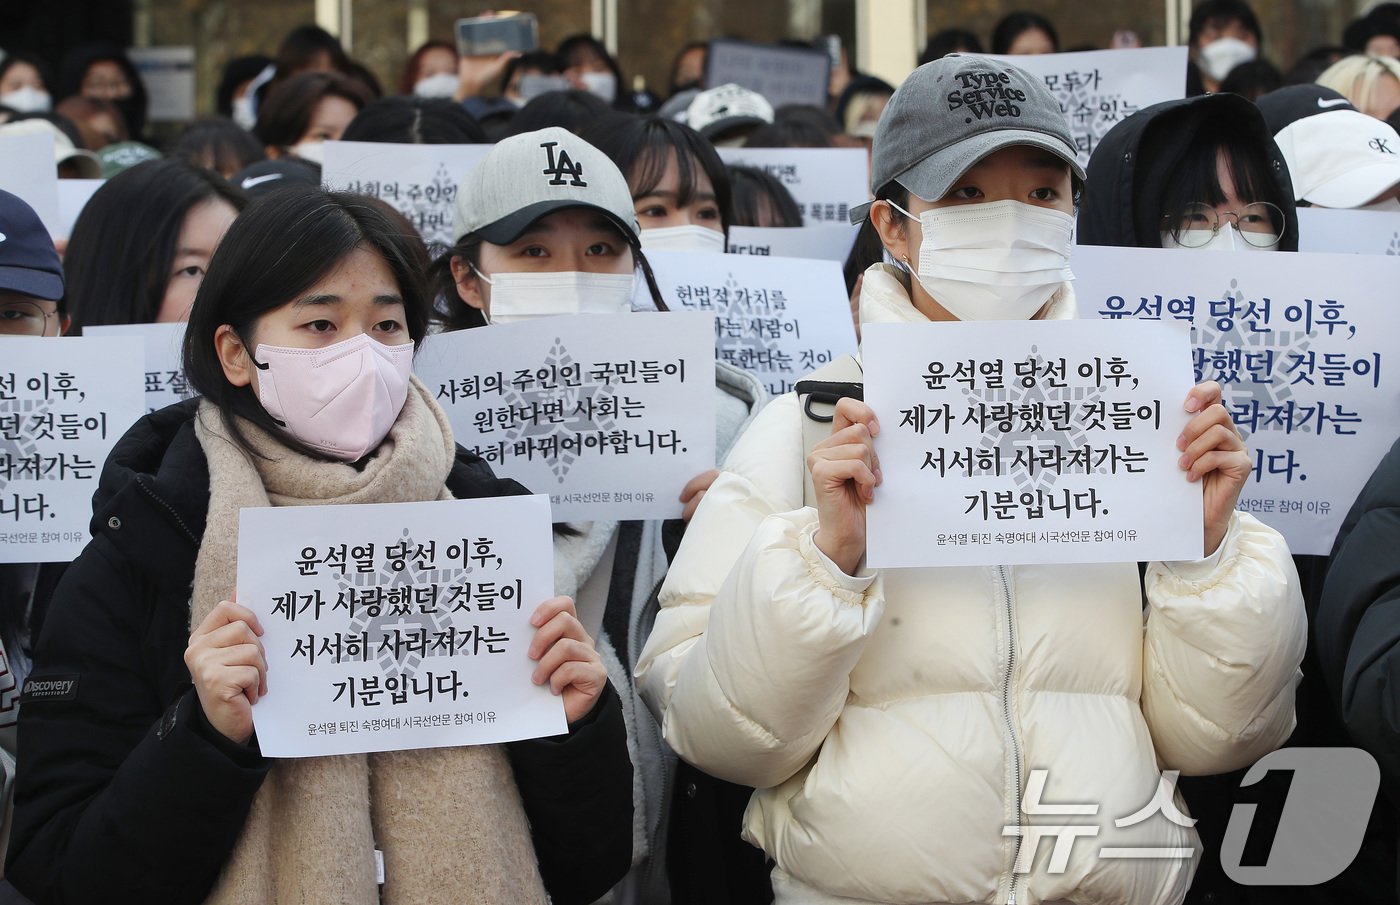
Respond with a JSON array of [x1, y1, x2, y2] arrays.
[[1077, 92, 1297, 252], [1077, 93, 1394, 905], [635, 53, 1305, 905], [1188, 0, 1265, 95], [434, 127, 767, 904]]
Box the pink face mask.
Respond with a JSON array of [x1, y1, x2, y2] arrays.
[[251, 333, 415, 461]]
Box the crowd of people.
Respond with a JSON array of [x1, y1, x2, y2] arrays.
[[2, 2, 1400, 904]]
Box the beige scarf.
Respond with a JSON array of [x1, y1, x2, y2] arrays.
[[191, 378, 548, 905]]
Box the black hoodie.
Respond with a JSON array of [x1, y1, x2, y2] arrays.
[[1077, 93, 1299, 252]]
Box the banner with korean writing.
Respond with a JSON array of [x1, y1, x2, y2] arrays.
[[415, 312, 716, 521], [84, 323, 191, 413], [864, 319, 1201, 568], [648, 250, 857, 396], [238, 495, 565, 757], [1074, 244, 1400, 555], [726, 224, 861, 263], [322, 140, 494, 254], [981, 47, 1187, 167], [0, 337, 144, 562], [716, 147, 869, 226], [1297, 207, 1400, 255]]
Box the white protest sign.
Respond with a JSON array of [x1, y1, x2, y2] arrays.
[[0, 132, 60, 237], [1074, 244, 1400, 555], [238, 495, 566, 757], [322, 140, 494, 254], [84, 323, 191, 413], [416, 312, 716, 521], [648, 250, 857, 396], [981, 47, 1188, 167], [1297, 207, 1400, 255], [129, 47, 196, 122], [717, 147, 869, 227], [727, 224, 860, 263], [865, 319, 1200, 568], [55, 179, 103, 239], [0, 337, 144, 562]]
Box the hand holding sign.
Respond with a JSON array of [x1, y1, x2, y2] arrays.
[[810, 397, 883, 576], [1179, 381, 1251, 556], [184, 598, 268, 746], [527, 595, 606, 724]]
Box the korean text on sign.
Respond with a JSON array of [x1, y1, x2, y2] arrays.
[[648, 250, 857, 396], [864, 319, 1201, 569], [414, 312, 717, 522], [1075, 244, 1400, 555], [0, 336, 145, 562], [237, 495, 565, 758]]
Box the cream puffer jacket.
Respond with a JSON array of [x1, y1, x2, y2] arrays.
[[635, 265, 1307, 905]]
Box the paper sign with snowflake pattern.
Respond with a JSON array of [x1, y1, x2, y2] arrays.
[[237, 495, 565, 758], [414, 312, 716, 521], [0, 337, 144, 562], [1075, 244, 1400, 555], [864, 319, 1200, 568]]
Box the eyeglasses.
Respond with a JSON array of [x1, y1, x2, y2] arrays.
[[1161, 201, 1285, 248], [0, 299, 59, 336]]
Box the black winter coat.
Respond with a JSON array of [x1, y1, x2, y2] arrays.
[[6, 399, 633, 905]]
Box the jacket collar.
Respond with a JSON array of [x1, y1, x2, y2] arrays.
[[857, 262, 1078, 332]]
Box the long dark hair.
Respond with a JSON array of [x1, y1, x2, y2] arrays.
[[183, 187, 432, 454], [581, 115, 733, 234], [64, 159, 248, 332], [727, 165, 803, 227]]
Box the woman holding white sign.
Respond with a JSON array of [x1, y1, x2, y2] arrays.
[[9, 186, 633, 905], [637, 55, 1305, 905], [435, 125, 766, 904]]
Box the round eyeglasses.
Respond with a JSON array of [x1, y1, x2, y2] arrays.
[[0, 299, 60, 336], [1161, 201, 1285, 248]]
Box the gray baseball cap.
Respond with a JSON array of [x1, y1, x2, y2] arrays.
[[454, 126, 640, 245], [851, 54, 1084, 223]]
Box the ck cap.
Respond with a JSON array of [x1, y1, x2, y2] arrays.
[[0, 189, 64, 301], [851, 54, 1084, 223], [454, 126, 640, 245], [1257, 84, 1400, 208]]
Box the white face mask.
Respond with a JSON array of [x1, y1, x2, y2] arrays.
[[290, 140, 325, 165], [639, 224, 727, 254], [1198, 36, 1257, 82], [413, 73, 460, 99], [1159, 222, 1278, 251], [580, 70, 617, 104], [476, 269, 637, 324], [0, 86, 50, 114], [252, 332, 415, 462], [889, 199, 1075, 321], [232, 95, 257, 130]]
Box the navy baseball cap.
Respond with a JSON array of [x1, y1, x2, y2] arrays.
[[0, 189, 63, 301]]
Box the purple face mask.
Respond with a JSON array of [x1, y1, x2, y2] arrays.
[[252, 333, 415, 461]]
